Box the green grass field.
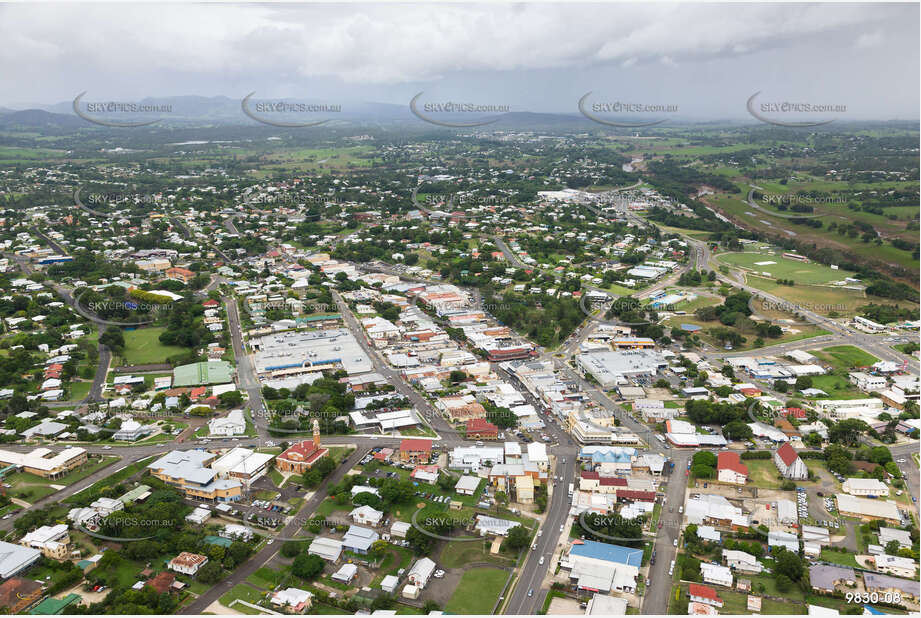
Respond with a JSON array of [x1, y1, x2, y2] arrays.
[[444, 567, 507, 615], [812, 345, 880, 370], [820, 548, 859, 568], [805, 374, 866, 399], [119, 327, 188, 365], [744, 459, 786, 490], [717, 252, 855, 285]]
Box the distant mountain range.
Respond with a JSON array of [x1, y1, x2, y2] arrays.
[[0, 95, 688, 131], [1, 96, 911, 131]]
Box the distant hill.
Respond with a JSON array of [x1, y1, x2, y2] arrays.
[[0, 108, 86, 129]]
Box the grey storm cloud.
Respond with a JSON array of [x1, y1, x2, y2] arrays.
[[0, 2, 917, 119]]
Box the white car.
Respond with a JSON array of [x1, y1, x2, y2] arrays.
[[673, 539, 678, 547], [559, 524, 564, 532], [267, 539, 274, 545], [539, 556, 545, 565], [538, 530, 542, 537]]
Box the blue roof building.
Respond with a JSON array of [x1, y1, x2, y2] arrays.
[[569, 539, 643, 568]]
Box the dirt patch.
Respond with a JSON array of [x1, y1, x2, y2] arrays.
[[206, 600, 243, 615], [547, 596, 583, 615], [423, 568, 462, 606]]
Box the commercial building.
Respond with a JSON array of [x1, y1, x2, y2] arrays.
[[0, 446, 87, 479], [0, 541, 40, 579], [835, 494, 902, 524], [686, 494, 750, 528], [251, 328, 372, 377], [208, 409, 247, 436], [172, 361, 234, 387], [561, 539, 642, 594], [210, 447, 274, 486], [576, 350, 665, 388], [147, 450, 242, 502], [842, 477, 889, 497], [399, 439, 432, 464]]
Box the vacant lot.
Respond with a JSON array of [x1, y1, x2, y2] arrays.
[[812, 345, 880, 370], [717, 252, 855, 285], [444, 567, 507, 615], [120, 327, 188, 365]]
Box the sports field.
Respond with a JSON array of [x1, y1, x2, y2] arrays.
[[716, 252, 855, 285]]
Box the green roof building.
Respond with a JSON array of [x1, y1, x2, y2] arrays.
[[118, 484, 151, 505], [30, 594, 81, 615], [204, 535, 232, 548], [172, 361, 234, 387]]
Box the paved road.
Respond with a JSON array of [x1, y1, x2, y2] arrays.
[[224, 296, 269, 438], [181, 448, 366, 614]]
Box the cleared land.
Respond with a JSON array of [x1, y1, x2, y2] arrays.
[[119, 327, 188, 365]]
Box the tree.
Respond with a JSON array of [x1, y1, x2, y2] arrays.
[[775, 573, 792, 593], [196, 561, 224, 584], [794, 376, 813, 391], [291, 553, 325, 579], [279, 540, 304, 559], [506, 525, 530, 550], [885, 540, 901, 555], [774, 549, 804, 581], [829, 419, 870, 447], [723, 421, 753, 441]]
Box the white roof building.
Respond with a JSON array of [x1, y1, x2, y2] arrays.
[[686, 495, 750, 527], [407, 557, 436, 588], [701, 563, 733, 588]]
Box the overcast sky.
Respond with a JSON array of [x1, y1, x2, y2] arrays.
[[2, 2, 918, 120]]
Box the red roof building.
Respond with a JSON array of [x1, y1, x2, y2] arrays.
[[465, 418, 499, 440], [776, 442, 798, 466], [689, 583, 723, 607], [616, 489, 656, 502], [399, 438, 432, 464], [146, 571, 176, 594], [738, 387, 762, 397], [717, 451, 749, 485], [165, 267, 195, 284], [774, 442, 808, 480], [781, 407, 807, 419], [276, 440, 329, 474], [202, 299, 220, 308]]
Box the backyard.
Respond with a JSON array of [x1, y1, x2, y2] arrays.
[[443, 566, 508, 615]]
